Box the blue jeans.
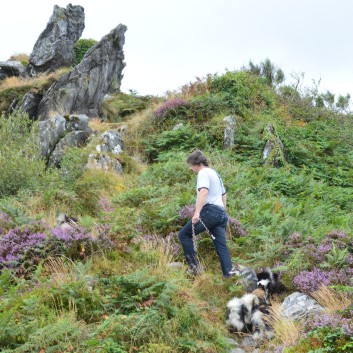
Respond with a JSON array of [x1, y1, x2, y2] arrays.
[[178, 204, 232, 277]]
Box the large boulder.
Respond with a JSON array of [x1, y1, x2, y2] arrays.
[[96, 130, 124, 155], [281, 292, 324, 320], [20, 91, 44, 118], [27, 4, 85, 76], [223, 115, 236, 149], [0, 61, 27, 80], [37, 24, 127, 120], [38, 114, 92, 166], [86, 128, 125, 174], [262, 123, 285, 167]]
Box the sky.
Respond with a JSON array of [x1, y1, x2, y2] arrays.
[[2, 0, 353, 97]]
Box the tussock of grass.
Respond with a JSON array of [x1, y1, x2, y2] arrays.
[[0, 67, 70, 91], [311, 285, 352, 313], [265, 301, 304, 347], [44, 257, 80, 286]]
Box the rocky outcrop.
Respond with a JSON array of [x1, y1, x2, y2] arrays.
[[86, 128, 125, 174], [27, 4, 85, 76], [223, 115, 236, 149], [37, 24, 127, 120], [87, 154, 123, 174], [20, 91, 43, 118], [0, 61, 27, 80], [281, 292, 324, 320], [95, 130, 124, 155], [38, 114, 92, 166], [262, 123, 285, 167]]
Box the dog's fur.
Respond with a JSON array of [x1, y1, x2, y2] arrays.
[[225, 287, 273, 340], [231, 264, 258, 292], [232, 264, 283, 295], [256, 267, 283, 298]]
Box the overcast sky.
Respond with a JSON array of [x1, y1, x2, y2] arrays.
[[2, 0, 353, 97]]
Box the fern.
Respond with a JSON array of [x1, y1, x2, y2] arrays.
[[10, 313, 87, 353]]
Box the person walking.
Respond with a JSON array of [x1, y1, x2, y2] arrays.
[[179, 149, 234, 277]]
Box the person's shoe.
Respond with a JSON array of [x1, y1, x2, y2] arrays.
[[185, 265, 202, 277], [228, 264, 240, 276]]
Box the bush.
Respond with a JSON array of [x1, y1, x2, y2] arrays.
[[0, 111, 47, 197], [100, 92, 152, 122], [73, 38, 97, 66], [211, 70, 277, 116], [144, 125, 209, 161], [0, 220, 112, 275]]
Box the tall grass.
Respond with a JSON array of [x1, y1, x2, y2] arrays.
[[311, 285, 351, 313]]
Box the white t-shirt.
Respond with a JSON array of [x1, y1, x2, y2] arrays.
[[196, 167, 226, 208]]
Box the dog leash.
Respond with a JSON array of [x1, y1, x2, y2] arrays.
[[191, 218, 215, 252]]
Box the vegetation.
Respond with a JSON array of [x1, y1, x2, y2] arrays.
[[0, 59, 352, 352], [73, 38, 97, 66]]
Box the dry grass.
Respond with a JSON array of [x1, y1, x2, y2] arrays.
[[137, 234, 179, 277], [8, 53, 29, 65], [264, 301, 304, 347], [0, 67, 70, 91], [88, 118, 122, 132], [311, 285, 352, 313], [44, 257, 80, 286]]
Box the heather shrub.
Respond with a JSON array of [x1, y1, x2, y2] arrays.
[[0, 212, 14, 233], [0, 222, 112, 275], [285, 230, 353, 293], [0, 222, 47, 274], [154, 98, 190, 124]]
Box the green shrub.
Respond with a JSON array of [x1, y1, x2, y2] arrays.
[[211, 70, 278, 116], [0, 111, 47, 197], [60, 146, 89, 188], [100, 92, 152, 122], [144, 125, 209, 161], [73, 38, 97, 66]]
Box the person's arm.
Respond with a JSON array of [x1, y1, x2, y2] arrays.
[[222, 193, 227, 210], [192, 188, 208, 224]]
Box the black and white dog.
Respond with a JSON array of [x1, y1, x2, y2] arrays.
[[256, 267, 283, 298], [225, 287, 273, 340], [231, 265, 283, 296]]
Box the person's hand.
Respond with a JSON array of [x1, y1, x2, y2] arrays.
[[192, 212, 200, 224]]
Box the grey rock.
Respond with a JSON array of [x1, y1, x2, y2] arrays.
[[96, 130, 124, 155], [0, 61, 27, 79], [38, 114, 92, 166], [241, 336, 258, 348], [281, 292, 324, 320], [38, 115, 67, 159], [223, 115, 236, 149], [28, 4, 85, 75], [173, 123, 184, 130], [37, 24, 127, 120], [87, 153, 123, 174], [49, 130, 91, 166], [166, 262, 184, 269], [229, 349, 246, 353], [262, 124, 284, 167], [20, 91, 43, 118]]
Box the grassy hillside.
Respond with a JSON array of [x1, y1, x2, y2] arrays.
[[0, 62, 352, 352]]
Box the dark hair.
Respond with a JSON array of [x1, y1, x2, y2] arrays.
[[186, 150, 209, 166]]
